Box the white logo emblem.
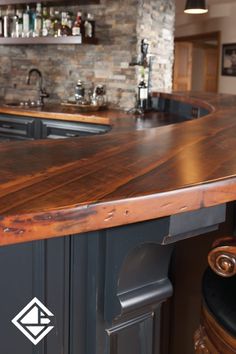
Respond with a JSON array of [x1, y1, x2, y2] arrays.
[[11, 297, 54, 345]]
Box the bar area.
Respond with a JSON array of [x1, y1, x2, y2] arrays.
[[0, 1, 236, 354]]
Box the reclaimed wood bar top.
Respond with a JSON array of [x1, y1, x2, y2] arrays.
[[0, 91, 236, 246]]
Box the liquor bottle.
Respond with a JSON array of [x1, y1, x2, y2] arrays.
[[33, 3, 42, 37], [0, 9, 3, 37], [60, 11, 71, 36], [3, 6, 11, 37], [72, 11, 82, 36], [16, 9, 23, 37], [42, 6, 50, 36], [29, 6, 35, 36], [23, 5, 30, 37], [84, 13, 95, 38], [66, 12, 73, 31], [53, 10, 61, 37], [48, 7, 55, 36], [11, 9, 18, 38], [138, 78, 148, 110]]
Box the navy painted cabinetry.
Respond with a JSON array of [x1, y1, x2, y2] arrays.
[[0, 204, 226, 354], [0, 114, 110, 140]]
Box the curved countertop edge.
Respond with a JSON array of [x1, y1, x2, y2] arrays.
[[1, 177, 236, 246], [0, 91, 236, 246], [153, 91, 216, 114]]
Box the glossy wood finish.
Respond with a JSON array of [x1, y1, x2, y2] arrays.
[[0, 102, 111, 125], [194, 305, 236, 354], [208, 237, 236, 277], [0, 92, 236, 246]]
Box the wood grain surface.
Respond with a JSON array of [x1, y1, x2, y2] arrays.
[[0, 92, 236, 246]]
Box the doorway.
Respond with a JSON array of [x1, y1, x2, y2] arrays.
[[173, 32, 221, 93]]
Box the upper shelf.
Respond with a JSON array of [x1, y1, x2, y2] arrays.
[[0, 37, 98, 45], [0, 0, 100, 5]]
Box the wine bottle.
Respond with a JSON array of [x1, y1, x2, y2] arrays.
[[138, 79, 148, 110]]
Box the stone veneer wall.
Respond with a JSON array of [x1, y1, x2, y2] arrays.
[[0, 0, 175, 109], [137, 0, 175, 93]]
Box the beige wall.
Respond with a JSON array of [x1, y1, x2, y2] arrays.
[[175, 3, 236, 95]]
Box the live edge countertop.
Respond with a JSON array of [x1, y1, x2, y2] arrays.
[[0, 91, 236, 246]]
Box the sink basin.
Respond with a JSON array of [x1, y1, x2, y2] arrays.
[[4, 100, 42, 108], [4, 102, 22, 107]]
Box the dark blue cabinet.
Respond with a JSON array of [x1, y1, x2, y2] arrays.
[[0, 114, 110, 141]]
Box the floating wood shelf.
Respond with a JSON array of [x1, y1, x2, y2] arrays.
[[0, 0, 100, 5], [0, 36, 98, 45]]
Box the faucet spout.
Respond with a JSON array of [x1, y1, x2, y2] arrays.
[[26, 68, 49, 105]]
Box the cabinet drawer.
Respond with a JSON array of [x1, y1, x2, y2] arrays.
[[0, 116, 35, 140], [41, 119, 110, 139]]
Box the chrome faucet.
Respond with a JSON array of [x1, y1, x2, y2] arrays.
[[26, 68, 49, 106]]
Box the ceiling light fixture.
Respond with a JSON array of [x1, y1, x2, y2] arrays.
[[184, 0, 208, 14]]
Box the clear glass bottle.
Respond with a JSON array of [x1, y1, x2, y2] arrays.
[[84, 13, 95, 38], [16, 9, 23, 38], [48, 7, 55, 36], [66, 11, 73, 31], [3, 6, 11, 38], [23, 5, 30, 37], [42, 6, 50, 36], [11, 8, 20, 38], [33, 3, 42, 37], [75, 80, 85, 102]]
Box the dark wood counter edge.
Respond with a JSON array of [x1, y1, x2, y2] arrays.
[[0, 104, 111, 125], [0, 91, 235, 246], [1, 177, 236, 246]]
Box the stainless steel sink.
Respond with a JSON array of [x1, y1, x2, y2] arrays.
[[4, 102, 22, 107]]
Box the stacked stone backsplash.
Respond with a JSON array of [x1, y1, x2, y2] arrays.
[[0, 0, 175, 110]]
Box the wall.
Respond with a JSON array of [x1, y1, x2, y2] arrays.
[[137, 0, 175, 93], [0, 0, 175, 110], [175, 3, 236, 95]]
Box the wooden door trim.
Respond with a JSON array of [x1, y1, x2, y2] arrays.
[[174, 32, 221, 93]]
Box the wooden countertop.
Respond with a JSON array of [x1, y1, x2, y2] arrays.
[[0, 92, 235, 246]]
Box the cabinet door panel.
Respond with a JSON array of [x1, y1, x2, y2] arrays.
[[0, 237, 70, 354], [107, 313, 155, 354], [0, 115, 35, 140], [41, 119, 110, 139]]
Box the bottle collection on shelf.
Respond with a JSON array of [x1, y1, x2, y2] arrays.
[[0, 4, 95, 41]]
